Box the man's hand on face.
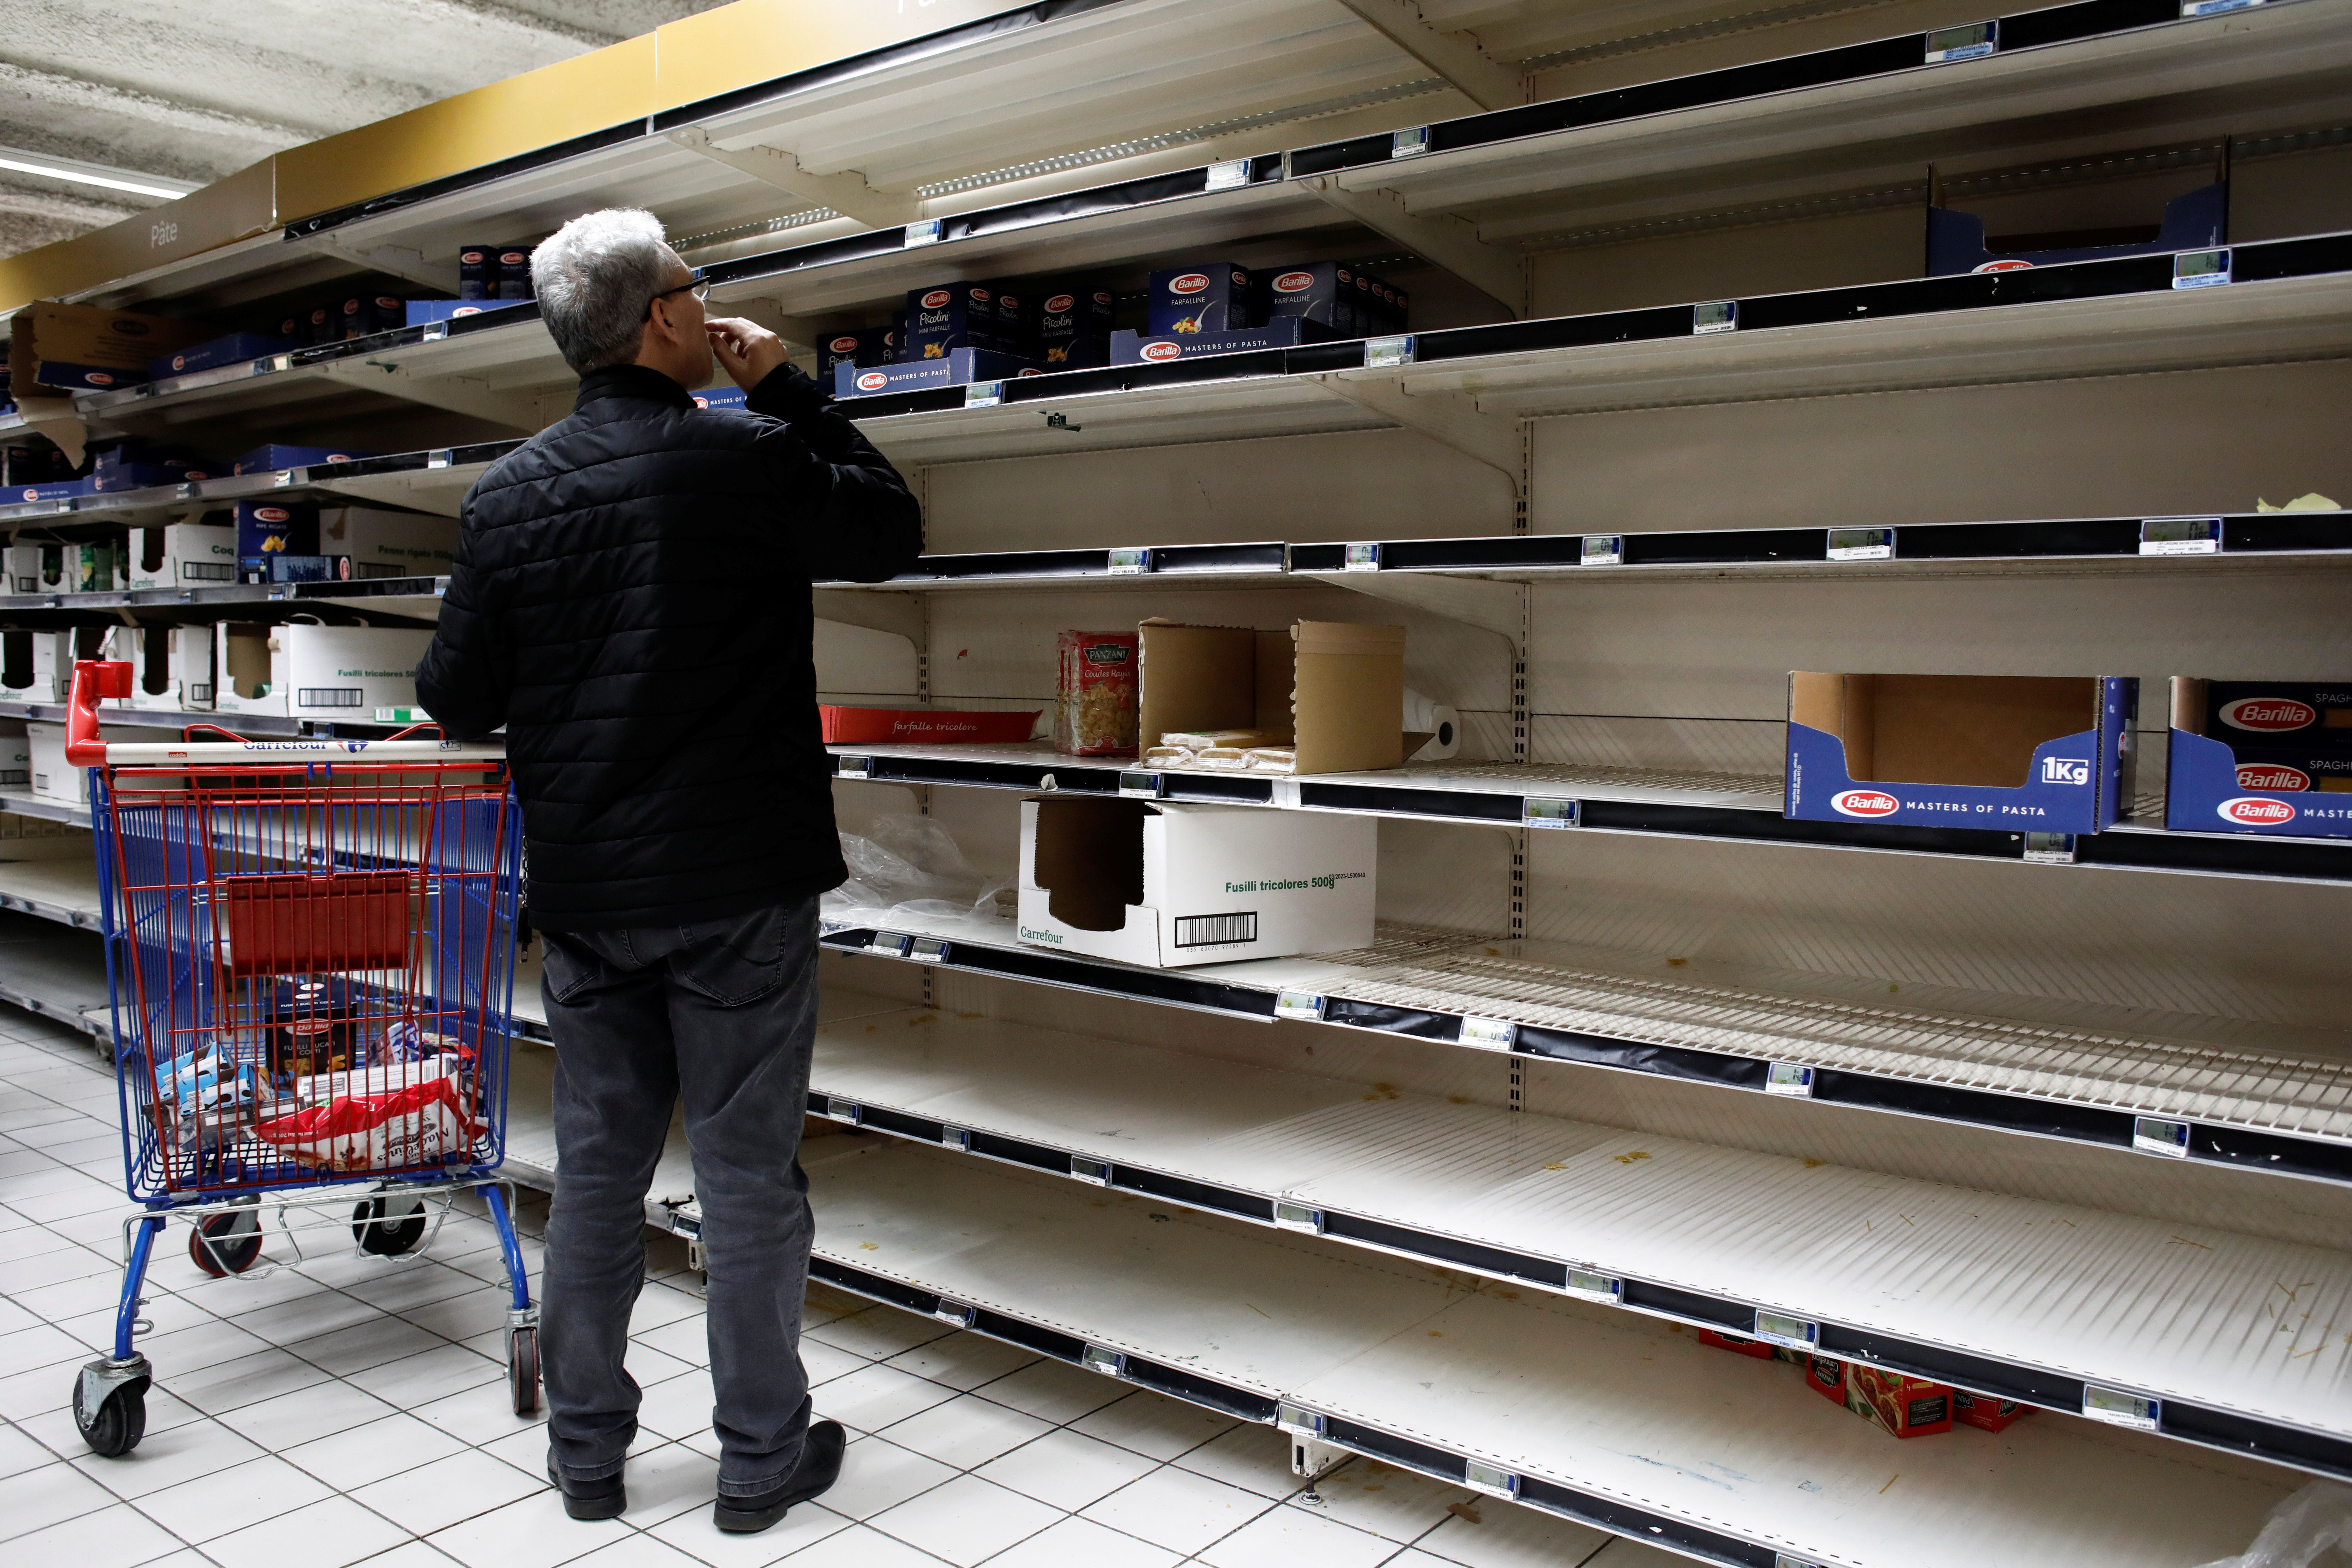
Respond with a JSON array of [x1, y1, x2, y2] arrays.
[[707, 317, 792, 392]]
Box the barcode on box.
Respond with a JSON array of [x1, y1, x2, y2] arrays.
[[1174, 911, 1258, 948], [298, 688, 364, 708], [184, 562, 235, 582]]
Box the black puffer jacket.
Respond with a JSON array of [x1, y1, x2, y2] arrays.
[[418, 363, 921, 931]]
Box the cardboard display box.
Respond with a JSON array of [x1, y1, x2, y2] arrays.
[[25, 722, 86, 804], [2165, 678, 2352, 838], [1786, 673, 2136, 835], [835, 348, 1039, 399], [129, 523, 239, 590], [98, 624, 213, 710], [1016, 796, 1375, 968], [0, 723, 26, 790], [1139, 620, 1411, 777], [8, 301, 204, 394], [319, 506, 459, 579], [1111, 318, 1340, 366], [214, 623, 432, 721]]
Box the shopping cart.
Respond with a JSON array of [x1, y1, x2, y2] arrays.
[[61, 660, 539, 1457]]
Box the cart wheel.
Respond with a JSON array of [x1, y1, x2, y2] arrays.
[[189, 1209, 263, 1277], [353, 1197, 428, 1256], [509, 1327, 541, 1416], [73, 1377, 146, 1458]]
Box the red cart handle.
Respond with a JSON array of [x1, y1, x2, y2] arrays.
[[65, 660, 133, 765]]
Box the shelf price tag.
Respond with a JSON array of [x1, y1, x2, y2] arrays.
[[909, 936, 950, 964], [939, 1125, 972, 1151], [964, 380, 1005, 408], [1458, 1015, 1518, 1050], [904, 218, 942, 247], [1924, 19, 1998, 61], [1342, 542, 1381, 571], [1764, 1062, 1815, 1097], [1777, 1558, 1830, 1568], [2174, 248, 2231, 289], [1119, 770, 1166, 798], [1204, 158, 1251, 191], [1274, 990, 1328, 1022], [1563, 1268, 1624, 1304], [1070, 1155, 1113, 1186], [1107, 547, 1149, 575], [1274, 1202, 1326, 1233], [932, 1298, 977, 1327], [2023, 832, 2077, 864], [872, 931, 916, 956], [1754, 1311, 1820, 1350], [1391, 126, 1430, 158], [1364, 335, 1415, 369], [2140, 516, 2221, 555], [426, 450, 453, 469], [823, 1098, 863, 1125], [837, 756, 873, 779], [1827, 526, 1894, 561], [1083, 1344, 1128, 1377], [1693, 300, 1738, 334], [1582, 535, 1625, 566], [1276, 1404, 1326, 1436], [2081, 1385, 2161, 1430], [2181, 0, 2260, 13], [1462, 1462, 1519, 1500], [2133, 1116, 2192, 1157], [1523, 797, 1580, 829]]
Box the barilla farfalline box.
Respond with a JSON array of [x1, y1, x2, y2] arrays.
[[1259, 264, 1352, 335], [1845, 1365, 1953, 1438], [318, 506, 459, 580], [1016, 797, 1374, 968], [129, 523, 238, 590], [986, 284, 1034, 359], [820, 328, 896, 378], [497, 246, 535, 300], [2164, 678, 2352, 838], [458, 245, 496, 300], [1149, 265, 1250, 335], [305, 302, 340, 346], [1785, 673, 2136, 836], [1036, 285, 1114, 369], [905, 282, 996, 358], [235, 499, 320, 580], [1952, 1391, 2030, 1432], [152, 332, 295, 378]]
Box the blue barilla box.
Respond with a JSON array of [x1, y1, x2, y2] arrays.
[[1111, 317, 1340, 365], [150, 332, 299, 379], [836, 349, 1041, 398], [1785, 673, 2136, 836], [2164, 677, 2352, 838]]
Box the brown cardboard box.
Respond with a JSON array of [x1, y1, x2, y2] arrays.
[[1137, 620, 1408, 776], [1789, 673, 2099, 788], [9, 301, 204, 391]]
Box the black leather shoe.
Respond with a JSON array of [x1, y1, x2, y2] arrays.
[[714, 1420, 847, 1533], [546, 1459, 627, 1521]]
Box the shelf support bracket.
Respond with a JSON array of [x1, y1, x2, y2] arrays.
[[813, 589, 926, 647], [1329, 0, 1523, 111], [667, 128, 917, 231], [1307, 373, 1520, 497], [1299, 176, 1522, 317]]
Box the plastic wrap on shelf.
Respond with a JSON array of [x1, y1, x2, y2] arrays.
[[824, 812, 1013, 926]]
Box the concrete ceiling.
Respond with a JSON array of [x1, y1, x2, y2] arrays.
[[0, 0, 732, 260]]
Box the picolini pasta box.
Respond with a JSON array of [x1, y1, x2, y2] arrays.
[[1056, 631, 1140, 757], [819, 706, 1040, 745]]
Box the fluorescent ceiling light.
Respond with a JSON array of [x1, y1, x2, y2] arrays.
[[0, 146, 199, 200]]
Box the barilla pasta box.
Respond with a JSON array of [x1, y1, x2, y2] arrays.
[[691, 386, 747, 411], [497, 246, 536, 300], [152, 332, 296, 378], [305, 302, 341, 346], [406, 299, 492, 327], [1149, 265, 1250, 335], [234, 499, 319, 580], [1036, 286, 1114, 369], [1017, 797, 1375, 968], [820, 328, 896, 378], [318, 506, 458, 579], [1845, 1365, 1953, 1437], [1260, 264, 1354, 334], [234, 444, 371, 476], [986, 284, 1035, 359], [2164, 678, 2352, 837], [1952, 1391, 2030, 1432], [905, 281, 996, 358], [458, 244, 496, 300], [1786, 673, 2136, 835], [1111, 317, 1340, 366], [12, 477, 91, 502], [835, 349, 1040, 399]]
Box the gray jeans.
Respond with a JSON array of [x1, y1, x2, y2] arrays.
[[538, 897, 819, 1498]]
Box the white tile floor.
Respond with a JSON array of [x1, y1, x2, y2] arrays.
[[0, 1003, 1683, 1568]]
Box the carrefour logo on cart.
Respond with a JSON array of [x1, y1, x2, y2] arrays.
[[2220, 796, 2297, 826], [1831, 789, 1900, 818], [1140, 341, 1183, 361], [1168, 273, 1210, 296], [2220, 697, 2317, 733], [2237, 763, 2310, 792]]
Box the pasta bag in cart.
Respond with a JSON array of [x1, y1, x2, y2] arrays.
[[1056, 630, 1140, 756], [253, 1076, 476, 1172]]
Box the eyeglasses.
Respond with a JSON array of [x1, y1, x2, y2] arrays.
[[644, 277, 709, 318]]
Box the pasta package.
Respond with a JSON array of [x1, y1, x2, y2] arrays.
[[1056, 631, 1140, 756]]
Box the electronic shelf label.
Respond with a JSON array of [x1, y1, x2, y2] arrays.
[[2134, 1116, 2193, 1157], [1581, 535, 1626, 565], [2023, 832, 2078, 864], [932, 1298, 977, 1327], [1274, 1202, 1326, 1233], [1391, 126, 1430, 158], [1693, 300, 1738, 334], [872, 931, 915, 957], [940, 1126, 973, 1152], [1925, 20, 1998, 62], [1082, 1344, 1127, 1376], [2181, 0, 2260, 13], [1764, 1062, 1816, 1097], [1524, 797, 1581, 829], [1462, 1462, 1520, 1500], [1459, 1015, 1519, 1050], [910, 936, 950, 963], [1070, 1155, 1113, 1186], [1563, 1268, 1625, 1304], [1754, 1311, 1821, 1350], [1364, 336, 1415, 369], [2140, 516, 2222, 555], [904, 219, 942, 247], [427, 450, 453, 469], [2174, 248, 2232, 288], [1204, 158, 1251, 191], [1274, 990, 1328, 1022], [1343, 542, 1381, 571], [2082, 1385, 2162, 1431], [1107, 547, 1149, 575], [964, 381, 1005, 408], [1276, 1404, 1326, 1437], [837, 756, 873, 778], [1118, 771, 1166, 798], [1827, 527, 1894, 561], [823, 1098, 864, 1125]]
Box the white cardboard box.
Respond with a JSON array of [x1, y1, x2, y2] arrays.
[[99, 624, 213, 709], [1016, 796, 1376, 968], [3, 541, 52, 593], [320, 507, 458, 580], [128, 523, 238, 590], [22, 630, 74, 702], [214, 622, 433, 720], [0, 722, 28, 790], [26, 722, 86, 804]]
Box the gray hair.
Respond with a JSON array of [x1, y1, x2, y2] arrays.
[[531, 208, 676, 375]]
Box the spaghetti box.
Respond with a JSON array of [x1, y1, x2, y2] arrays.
[[1112, 317, 1340, 365], [496, 245, 536, 300], [1017, 796, 1375, 968], [1149, 264, 1251, 334], [235, 499, 320, 578], [152, 332, 295, 377], [1696, 1329, 1775, 1359], [820, 327, 896, 377], [691, 386, 747, 411], [905, 281, 997, 358], [835, 348, 1040, 398], [1260, 263, 1354, 334], [1952, 1391, 2030, 1432], [2164, 678, 2352, 837], [93, 445, 216, 492], [1036, 285, 1114, 369], [1846, 1364, 1953, 1438], [1786, 672, 2136, 835], [128, 523, 238, 589], [986, 284, 1035, 358], [406, 299, 493, 327], [234, 444, 371, 476], [319, 505, 459, 578], [458, 244, 497, 300]]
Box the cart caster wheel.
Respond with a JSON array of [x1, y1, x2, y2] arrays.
[[190, 1209, 263, 1277], [354, 1197, 428, 1256], [509, 1327, 540, 1417], [74, 1377, 146, 1458]]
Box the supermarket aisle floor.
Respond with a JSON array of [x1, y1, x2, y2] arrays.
[[0, 1003, 1671, 1568]]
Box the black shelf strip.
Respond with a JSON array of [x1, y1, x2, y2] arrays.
[[1512, 1474, 1778, 1568], [1123, 1358, 1279, 1422], [1113, 1167, 1275, 1222]]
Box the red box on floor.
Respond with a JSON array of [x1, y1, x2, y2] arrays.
[[1953, 1390, 2031, 1432], [819, 706, 1041, 745], [1806, 1354, 1847, 1402], [1697, 1328, 1776, 1359], [1846, 1364, 1953, 1437]]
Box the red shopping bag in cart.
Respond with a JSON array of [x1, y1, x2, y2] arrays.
[[253, 1076, 477, 1172]]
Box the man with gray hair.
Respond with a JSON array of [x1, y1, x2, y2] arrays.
[[419, 208, 920, 1533]]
